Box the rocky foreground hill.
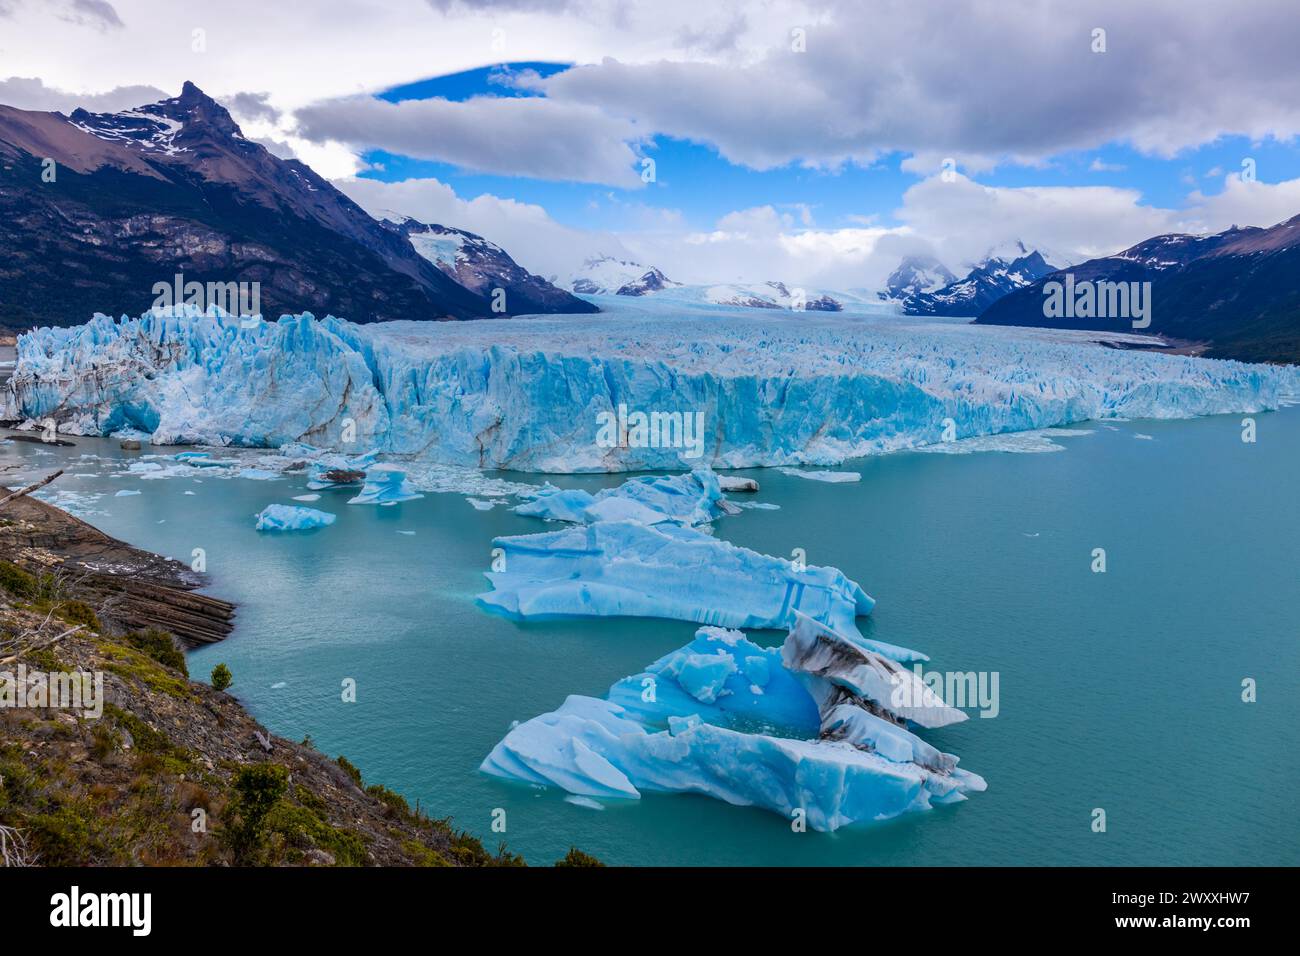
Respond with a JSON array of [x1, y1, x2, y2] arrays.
[[0, 492, 596, 867]]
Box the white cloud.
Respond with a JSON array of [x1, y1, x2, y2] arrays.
[[334, 175, 630, 278], [0, 75, 165, 112], [296, 94, 645, 187]]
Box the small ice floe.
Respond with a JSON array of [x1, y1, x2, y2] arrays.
[[1134, 433, 1155, 441], [1022, 532, 1039, 538], [776, 467, 861, 482], [184, 491, 196, 496], [270, 681, 287, 689], [717, 475, 759, 492], [563, 795, 605, 811], [515, 468, 728, 527], [915, 430, 1078, 455], [292, 494, 322, 502], [347, 464, 424, 505], [115, 489, 142, 497], [466, 498, 496, 511], [254, 503, 336, 531], [238, 467, 282, 480], [396, 530, 416, 535]]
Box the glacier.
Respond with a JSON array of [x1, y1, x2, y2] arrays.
[[5, 305, 1293, 474], [476, 519, 900, 654], [481, 621, 984, 831]]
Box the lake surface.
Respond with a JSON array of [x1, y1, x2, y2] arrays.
[[4, 406, 1297, 866]]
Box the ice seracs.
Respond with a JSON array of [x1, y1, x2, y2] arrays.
[[6, 307, 1292, 473]]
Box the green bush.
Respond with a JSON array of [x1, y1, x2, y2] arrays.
[[224, 763, 288, 864], [555, 847, 604, 867], [124, 629, 187, 677], [210, 663, 232, 692], [0, 560, 39, 599]]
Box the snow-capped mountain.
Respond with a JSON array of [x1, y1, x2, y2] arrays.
[[896, 242, 1065, 317], [977, 216, 1300, 362], [394, 219, 595, 315], [881, 255, 957, 300], [567, 255, 680, 296], [0, 82, 594, 329], [702, 281, 842, 312]]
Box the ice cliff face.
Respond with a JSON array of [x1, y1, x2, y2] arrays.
[[5, 308, 1291, 474]]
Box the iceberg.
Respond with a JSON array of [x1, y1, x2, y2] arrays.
[[346, 464, 424, 505], [477, 519, 889, 651], [481, 622, 984, 831], [6, 308, 1292, 473], [254, 503, 336, 531], [514, 468, 728, 526]]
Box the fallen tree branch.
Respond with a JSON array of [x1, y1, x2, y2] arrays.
[[0, 469, 64, 509], [0, 624, 83, 665]]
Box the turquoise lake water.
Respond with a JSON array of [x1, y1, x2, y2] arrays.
[[5, 407, 1297, 866]]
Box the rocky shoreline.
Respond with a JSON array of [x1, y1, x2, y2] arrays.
[[0, 487, 597, 867]]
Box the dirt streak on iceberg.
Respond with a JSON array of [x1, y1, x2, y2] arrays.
[[6, 309, 1291, 473]]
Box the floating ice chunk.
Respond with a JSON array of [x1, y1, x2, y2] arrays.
[[466, 497, 496, 511], [778, 468, 861, 483], [114, 489, 141, 497], [238, 467, 281, 480], [514, 468, 728, 527], [782, 613, 961, 726], [347, 464, 424, 505], [717, 475, 759, 492], [254, 503, 336, 531], [292, 493, 321, 502], [477, 519, 875, 642], [481, 694, 982, 831], [608, 627, 819, 734], [1134, 433, 1154, 440], [482, 619, 983, 831]]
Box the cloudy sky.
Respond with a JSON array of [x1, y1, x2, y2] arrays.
[[4, 0, 1300, 287]]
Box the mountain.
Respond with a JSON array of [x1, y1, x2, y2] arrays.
[[393, 219, 595, 315], [702, 281, 842, 312], [0, 82, 587, 329], [896, 242, 1064, 316], [975, 217, 1300, 362], [568, 255, 680, 296], [881, 254, 956, 300]]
